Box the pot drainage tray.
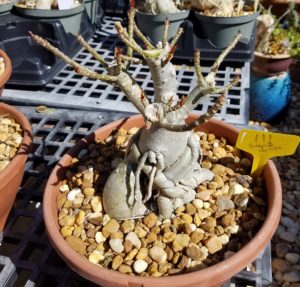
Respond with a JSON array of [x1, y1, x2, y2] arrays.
[[0, 106, 271, 287]]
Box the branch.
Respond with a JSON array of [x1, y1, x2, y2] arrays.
[[207, 32, 242, 81], [115, 22, 163, 59], [77, 35, 108, 69], [127, 3, 135, 59], [162, 19, 170, 48], [194, 49, 205, 86], [170, 27, 184, 51], [159, 94, 227, 132], [133, 23, 155, 50], [30, 32, 117, 83]]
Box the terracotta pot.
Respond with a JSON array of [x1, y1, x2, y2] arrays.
[[0, 49, 12, 97], [0, 103, 32, 231], [251, 51, 294, 77], [44, 115, 282, 287]]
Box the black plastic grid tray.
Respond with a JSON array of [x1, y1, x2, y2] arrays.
[[0, 106, 271, 287], [2, 16, 250, 126]]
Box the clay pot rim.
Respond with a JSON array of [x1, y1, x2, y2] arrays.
[[0, 103, 32, 184], [0, 49, 12, 88], [254, 51, 291, 60], [44, 115, 282, 286]]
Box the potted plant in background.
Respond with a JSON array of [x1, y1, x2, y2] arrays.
[[250, 3, 300, 122], [0, 50, 32, 231], [0, 49, 11, 96], [31, 1, 281, 286], [190, 0, 260, 48], [135, 0, 190, 44], [0, 0, 13, 15], [14, 0, 85, 36]]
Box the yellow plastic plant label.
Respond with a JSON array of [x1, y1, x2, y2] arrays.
[[236, 129, 300, 177]]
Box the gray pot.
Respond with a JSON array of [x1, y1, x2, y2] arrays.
[[14, 4, 85, 36], [0, 2, 13, 15], [136, 10, 190, 44], [194, 11, 259, 48], [84, 0, 98, 24]]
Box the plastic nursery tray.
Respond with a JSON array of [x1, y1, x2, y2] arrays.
[[0, 105, 272, 287], [2, 16, 251, 126], [0, 9, 94, 87]]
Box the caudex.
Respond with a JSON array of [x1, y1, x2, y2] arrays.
[[30, 0, 241, 220]]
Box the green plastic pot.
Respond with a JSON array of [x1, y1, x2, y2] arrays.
[[0, 1, 13, 15], [136, 10, 190, 44], [14, 4, 85, 36], [193, 11, 259, 48]]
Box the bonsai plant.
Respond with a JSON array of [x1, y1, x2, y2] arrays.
[[191, 0, 260, 48], [135, 0, 190, 44], [31, 1, 281, 285]]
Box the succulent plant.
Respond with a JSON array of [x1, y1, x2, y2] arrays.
[[30, 1, 240, 220]]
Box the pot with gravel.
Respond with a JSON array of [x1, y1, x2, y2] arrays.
[[32, 1, 282, 286], [0, 103, 32, 231]]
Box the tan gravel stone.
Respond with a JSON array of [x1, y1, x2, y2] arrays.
[[102, 219, 120, 237], [205, 236, 222, 254], [112, 255, 123, 270], [149, 247, 167, 264], [65, 236, 86, 256], [172, 234, 190, 252], [143, 213, 158, 228]]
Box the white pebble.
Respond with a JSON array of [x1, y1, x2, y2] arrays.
[[125, 232, 142, 249], [133, 259, 148, 273], [149, 246, 167, 264], [230, 183, 244, 195], [95, 232, 106, 243], [192, 199, 204, 209], [228, 224, 239, 234], [59, 184, 69, 193], [109, 239, 124, 253], [102, 214, 111, 226], [203, 202, 210, 209], [189, 223, 197, 232], [67, 187, 82, 201], [220, 234, 229, 244]]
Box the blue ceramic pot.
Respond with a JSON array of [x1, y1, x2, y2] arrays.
[[250, 71, 292, 122]]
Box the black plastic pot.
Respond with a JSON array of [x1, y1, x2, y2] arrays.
[[14, 4, 85, 36], [0, 2, 13, 15], [135, 10, 190, 44], [193, 11, 259, 48]]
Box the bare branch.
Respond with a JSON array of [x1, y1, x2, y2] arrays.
[[115, 22, 163, 59], [77, 35, 108, 69], [127, 4, 135, 59], [162, 19, 170, 48], [133, 23, 155, 50], [207, 32, 242, 79], [114, 47, 123, 74], [170, 27, 184, 51], [194, 49, 205, 86], [30, 32, 117, 83], [120, 55, 144, 64], [159, 94, 227, 132]]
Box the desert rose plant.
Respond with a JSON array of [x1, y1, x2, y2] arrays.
[[30, 1, 240, 220]]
